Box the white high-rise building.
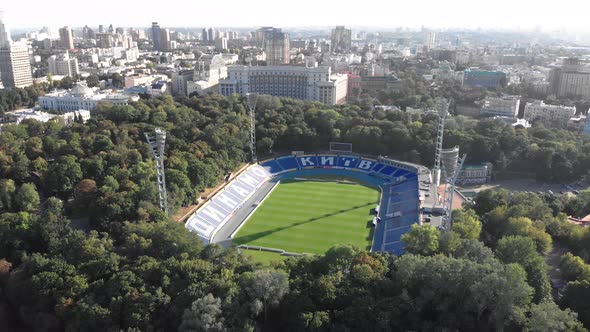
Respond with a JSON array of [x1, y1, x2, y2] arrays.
[[48, 51, 79, 76], [0, 42, 33, 88], [0, 11, 12, 48]]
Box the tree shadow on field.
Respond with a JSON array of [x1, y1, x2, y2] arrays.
[[234, 201, 377, 245]]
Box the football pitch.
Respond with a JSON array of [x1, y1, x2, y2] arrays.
[[233, 179, 379, 254]]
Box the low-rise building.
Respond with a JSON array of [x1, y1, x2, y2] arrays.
[[463, 68, 506, 89], [523, 100, 576, 128], [2, 109, 90, 125], [480, 96, 520, 118], [360, 76, 403, 91], [39, 83, 138, 112], [456, 162, 493, 185]]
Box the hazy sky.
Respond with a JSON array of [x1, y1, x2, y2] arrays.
[[3, 0, 590, 32]]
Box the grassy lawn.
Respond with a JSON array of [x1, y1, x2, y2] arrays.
[[234, 179, 378, 254]]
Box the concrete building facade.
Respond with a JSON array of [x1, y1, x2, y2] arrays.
[[480, 96, 520, 118], [0, 42, 33, 88], [523, 100, 576, 128], [48, 52, 79, 76], [330, 26, 352, 53], [263, 28, 289, 65], [219, 65, 348, 105], [59, 26, 74, 49], [39, 83, 137, 112]]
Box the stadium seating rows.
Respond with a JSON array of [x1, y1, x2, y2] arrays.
[[184, 154, 421, 255]]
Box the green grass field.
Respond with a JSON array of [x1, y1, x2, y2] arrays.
[[234, 179, 378, 254]]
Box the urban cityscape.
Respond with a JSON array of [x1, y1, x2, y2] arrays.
[[2, 3, 590, 331]]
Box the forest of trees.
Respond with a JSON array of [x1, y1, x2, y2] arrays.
[[1, 93, 590, 330]]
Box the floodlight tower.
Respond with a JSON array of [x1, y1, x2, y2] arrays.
[[246, 93, 258, 163], [432, 98, 450, 187], [145, 128, 168, 213], [441, 153, 466, 230]]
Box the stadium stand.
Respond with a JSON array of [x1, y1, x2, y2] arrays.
[[184, 154, 422, 254]]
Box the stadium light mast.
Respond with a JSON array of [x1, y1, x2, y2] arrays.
[[246, 93, 258, 163], [432, 98, 450, 187], [441, 153, 466, 230], [145, 127, 168, 214]]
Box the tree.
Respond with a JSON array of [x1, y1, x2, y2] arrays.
[[179, 294, 225, 332], [15, 183, 40, 212], [401, 224, 440, 255], [240, 269, 289, 322], [452, 209, 482, 239], [86, 74, 100, 88], [44, 155, 83, 199], [560, 253, 590, 282], [561, 280, 590, 327], [525, 301, 586, 332], [0, 179, 16, 212]]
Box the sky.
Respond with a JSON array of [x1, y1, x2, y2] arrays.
[[3, 0, 590, 32]]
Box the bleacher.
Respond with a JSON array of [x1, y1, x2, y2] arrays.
[[184, 154, 422, 254], [185, 165, 271, 243]]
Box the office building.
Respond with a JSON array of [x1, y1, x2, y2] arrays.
[[263, 28, 290, 65], [171, 70, 194, 96], [0, 11, 12, 48], [523, 100, 576, 128], [201, 28, 208, 43], [207, 28, 216, 44], [0, 42, 33, 88], [215, 37, 228, 51], [160, 28, 171, 51], [330, 26, 352, 53], [39, 83, 138, 112], [480, 96, 520, 118], [59, 26, 74, 49], [463, 68, 506, 89], [48, 52, 79, 76], [551, 58, 590, 99], [219, 65, 348, 105], [151, 22, 162, 51], [426, 31, 436, 49], [82, 25, 95, 40]]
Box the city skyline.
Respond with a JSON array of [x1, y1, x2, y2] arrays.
[[3, 0, 590, 33]]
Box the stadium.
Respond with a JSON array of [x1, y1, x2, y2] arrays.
[[184, 152, 442, 257]]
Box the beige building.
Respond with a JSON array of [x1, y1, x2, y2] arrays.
[[0, 42, 33, 88], [186, 54, 228, 95], [551, 58, 590, 99], [48, 51, 79, 76], [523, 100, 576, 128], [219, 65, 348, 105]]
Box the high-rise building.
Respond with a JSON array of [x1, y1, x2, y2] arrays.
[[0, 42, 33, 88], [263, 28, 289, 65], [48, 51, 79, 76], [219, 65, 348, 105], [59, 26, 74, 49], [551, 58, 590, 99], [215, 37, 228, 51], [151, 22, 162, 51], [160, 28, 171, 51], [426, 31, 436, 49], [330, 26, 352, 53], [0, 11, 12, 48], [82, 25, 95, 40], [201, 28, 208, 43], [207, 28, 216, 44]]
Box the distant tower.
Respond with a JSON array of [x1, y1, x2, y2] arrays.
[[432, 98, 450, 186], [145, 128, 168, 213], [59, 26, 74, 49], [151, 22, 162, 51], [246, 93, 258, 163], [0, 11, 12, 48]]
